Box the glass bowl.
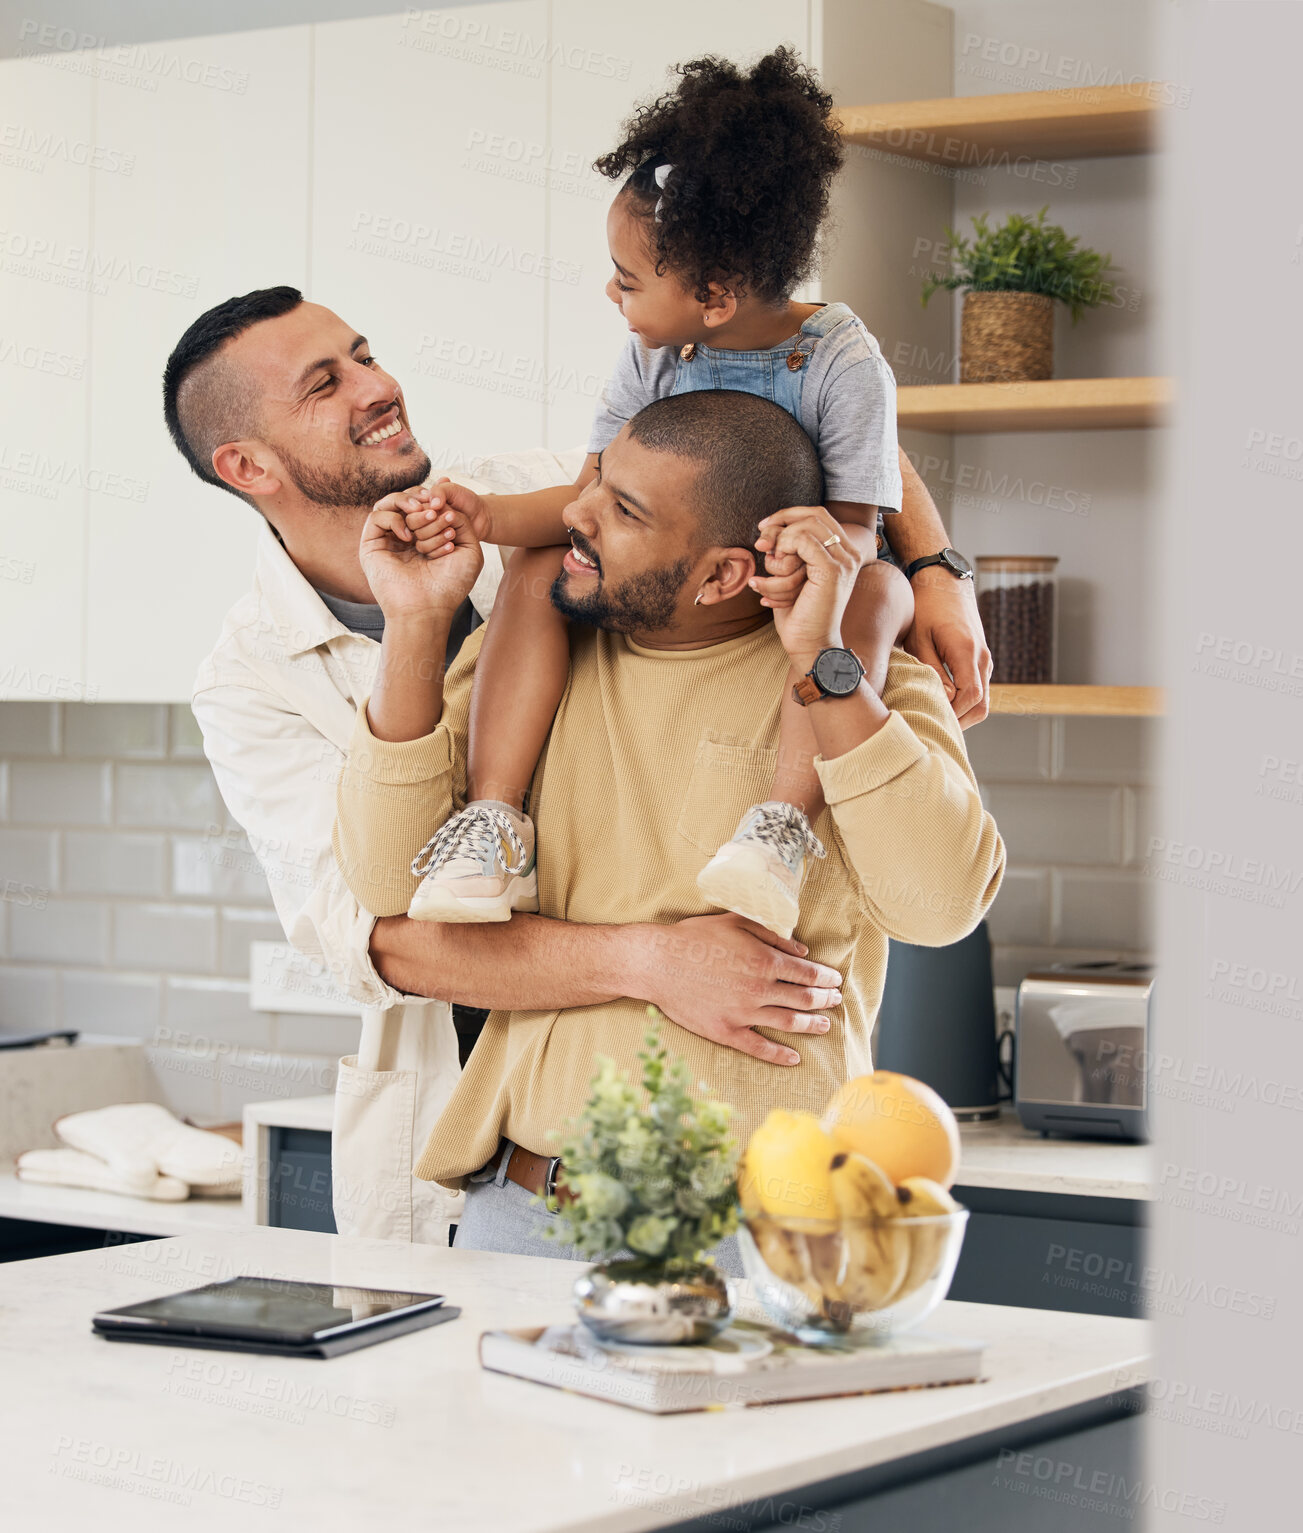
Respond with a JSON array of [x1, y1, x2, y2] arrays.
[[738, 1208, 969, 1345]]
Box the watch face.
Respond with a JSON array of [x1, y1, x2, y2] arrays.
[[941, 548, 973, 578], [813, 648, 864, 696]]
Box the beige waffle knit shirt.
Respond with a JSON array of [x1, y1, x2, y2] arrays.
[[333, 620, 1005, 1190]]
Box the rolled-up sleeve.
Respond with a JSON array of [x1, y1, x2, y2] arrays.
[[192, 680, 402, 1010], [332, 623, 480, 918], [332, 706, 460, 918], [814, 651, 1005, 945]]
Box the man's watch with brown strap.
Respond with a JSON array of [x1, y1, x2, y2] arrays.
[[792, 646, 867, 706]]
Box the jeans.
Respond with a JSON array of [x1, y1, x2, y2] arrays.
[[451, 1140, 743, 1276]]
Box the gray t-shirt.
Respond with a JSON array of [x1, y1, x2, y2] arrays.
[[586, 303, 903, 511], [315, 588, 480, 669]]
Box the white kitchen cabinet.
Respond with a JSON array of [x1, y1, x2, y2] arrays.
[[0, 54, 95, 702], [84, 26, 310, 702], [310, 3, 549, 475]]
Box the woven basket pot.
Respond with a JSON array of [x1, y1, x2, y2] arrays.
[[960, 291, 1054, 383]]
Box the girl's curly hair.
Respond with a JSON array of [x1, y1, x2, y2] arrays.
[[594, 48, 843, 305]]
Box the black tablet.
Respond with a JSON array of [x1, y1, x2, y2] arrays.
[[93, 1274, 459, 1358]]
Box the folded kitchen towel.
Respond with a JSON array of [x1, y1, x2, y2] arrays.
[[16, 1147, 189, 1202], [55, 1103, 243, 1188]]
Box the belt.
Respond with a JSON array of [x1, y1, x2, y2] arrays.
[[490, 1142, 576, 1205]]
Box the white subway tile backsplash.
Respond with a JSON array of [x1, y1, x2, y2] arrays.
[[60, 969, 161, 1037], [218, 907, 287, 978], [172, 833, 274, 901], [0, 702, 60, 756], [9, 898, 111, 964], [144, 1044, 221, 1123], [63, 703, 167, 759], [63, 830, 167, 896], [0, 964, 58, 1028], [984, 868, 1053, 947], [1124, 787, 1161, 866], [983, 784, 1124, 866], [0, 828, 57, 891], [964, 716, 1052, 782], [169, 704, 207, 759], [9, 761, 111, 825], [114, 902, 218, 972], [115, 762, 221, 829], [161, 976, 275, 1048], [1055, 717, 1157, 785], [1055, 871, 1155, 951]]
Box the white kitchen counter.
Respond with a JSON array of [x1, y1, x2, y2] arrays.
[[1, 1225, 1149, 1532], [956, 1110, 1152, 1201], [0, 1165, 250, 1237]]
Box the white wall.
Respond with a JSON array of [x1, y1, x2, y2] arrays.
[[0, 1, 811, 704]]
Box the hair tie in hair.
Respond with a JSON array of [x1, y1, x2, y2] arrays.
[[653, 162, 673, 221]]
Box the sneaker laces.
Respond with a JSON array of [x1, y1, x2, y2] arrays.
[[741, 802, 827, 872], [411, 805, 528, 880]]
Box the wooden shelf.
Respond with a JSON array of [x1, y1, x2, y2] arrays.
[[898, 377, 1170, 433], [838, 84, 1163, 164], [988, 685, 1162, 717]]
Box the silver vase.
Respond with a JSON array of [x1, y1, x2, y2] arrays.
[[573, 1257, 732, 1345]]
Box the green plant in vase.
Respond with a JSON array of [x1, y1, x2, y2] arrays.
[[920, 207, 1118, 382], [546, 1009, 740, 1344]]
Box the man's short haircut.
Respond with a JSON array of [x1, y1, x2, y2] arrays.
[[625, 390, 824, 553], [162, 286, 303, 499]]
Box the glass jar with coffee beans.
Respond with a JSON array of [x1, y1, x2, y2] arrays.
[[976, 556, 1059, 684]]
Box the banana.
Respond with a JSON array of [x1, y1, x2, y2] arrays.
[[892, 1176, 961, 1303], [825, 1152, 910, 1312], [739, 1154, 824, 1305]]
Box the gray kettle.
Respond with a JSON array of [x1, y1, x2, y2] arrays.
[[872, 921, 1001, 1121]]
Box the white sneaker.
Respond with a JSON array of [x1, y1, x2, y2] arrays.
[[408, 802, 539, 923], [695, 801, 826, 940]]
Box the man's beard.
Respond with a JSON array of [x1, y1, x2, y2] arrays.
[[275, 437, 432, 510], [550, 555, 692, 633]]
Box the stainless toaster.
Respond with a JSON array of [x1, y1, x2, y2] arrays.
[[1014, 961, 1153, 1141]]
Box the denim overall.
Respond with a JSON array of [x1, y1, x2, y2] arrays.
[[667, 301, 850, 414], [668, 301, 891, 555]]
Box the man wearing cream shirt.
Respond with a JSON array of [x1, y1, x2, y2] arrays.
[[171, 288, 867, 1246], [334, 388, 1005, 1262]]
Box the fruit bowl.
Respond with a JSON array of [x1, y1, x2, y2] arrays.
[[738, 1208, 969, 1344]]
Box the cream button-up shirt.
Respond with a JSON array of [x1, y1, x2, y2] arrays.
[[191, 448, 580, 1243]]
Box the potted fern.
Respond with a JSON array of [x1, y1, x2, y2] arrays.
[[544, 1011, 740, 1345], [921, 208, 1117, 383]]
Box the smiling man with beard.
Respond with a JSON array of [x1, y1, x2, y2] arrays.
[[333, 388, 1005, 1265]]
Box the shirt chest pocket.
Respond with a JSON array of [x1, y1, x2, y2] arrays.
[[675, 734, 780, 855]]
